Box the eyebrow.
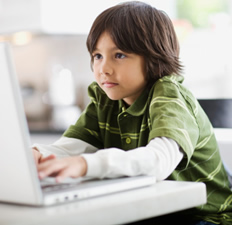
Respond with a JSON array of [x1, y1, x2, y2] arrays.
[[93, 46, 121, 53]]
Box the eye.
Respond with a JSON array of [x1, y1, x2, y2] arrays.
[[93, 53, 102, 60], [115, 53, 126, 59]]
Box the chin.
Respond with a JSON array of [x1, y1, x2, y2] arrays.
[[106, 94, 121, 101]]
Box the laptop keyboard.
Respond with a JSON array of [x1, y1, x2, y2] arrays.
[[41, 177, 95, 193], [42, 183, 80, 192]]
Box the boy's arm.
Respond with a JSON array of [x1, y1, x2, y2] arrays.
[[82, 137, 183, 181], [32, 136, 183, 182]]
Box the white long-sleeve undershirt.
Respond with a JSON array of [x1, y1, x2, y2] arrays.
[[32, 137, 183, 181]]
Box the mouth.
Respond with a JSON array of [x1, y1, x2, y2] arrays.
[[102, 81, 118, 88]]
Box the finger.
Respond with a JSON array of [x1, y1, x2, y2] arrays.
[[55, 167, 80, 183], [55, 158, 87, 183], [32, 150, 42, 167], [38, 159, 67, 179], [38, 162, 64, 179], [40, 154, 56, 163]]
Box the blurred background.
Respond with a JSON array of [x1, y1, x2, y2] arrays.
[[0, 0, 232, 136]]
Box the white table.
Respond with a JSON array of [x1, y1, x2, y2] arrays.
[[0, 180, 206, 225], [214, 128, 232, 175]]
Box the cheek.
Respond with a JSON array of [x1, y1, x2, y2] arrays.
[[93, 72, 99, 81], [93, 71, 102, 86], [92, 65, 98, 78]]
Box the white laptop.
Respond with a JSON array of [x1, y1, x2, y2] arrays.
[[0, 42, 156, 206]]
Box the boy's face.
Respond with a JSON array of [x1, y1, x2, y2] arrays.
[[92, 31, 147, 106]]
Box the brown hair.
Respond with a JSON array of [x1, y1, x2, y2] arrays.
[[86, 1, 182, 84]]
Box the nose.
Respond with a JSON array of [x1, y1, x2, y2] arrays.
[[100, 58, 113, 76]]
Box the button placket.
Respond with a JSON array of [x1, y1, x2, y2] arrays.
[[126, 137, 131, 144], [118, 110, 134, 149]]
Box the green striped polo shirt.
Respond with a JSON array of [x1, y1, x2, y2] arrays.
[[64, 75, 232, 224]]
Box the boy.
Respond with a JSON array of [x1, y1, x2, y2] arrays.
[[33, 2, 232, 224]]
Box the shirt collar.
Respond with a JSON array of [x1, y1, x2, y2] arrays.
[[118, 75, 184, 116], [118, 86, 152, 116]]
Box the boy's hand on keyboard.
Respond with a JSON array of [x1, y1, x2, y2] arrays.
[[32, 148, 56, 167], [32, 148, 43, 167], [37, 156, 87, 183]]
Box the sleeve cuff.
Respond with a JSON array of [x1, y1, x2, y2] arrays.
[[81, 153, 106, 178]]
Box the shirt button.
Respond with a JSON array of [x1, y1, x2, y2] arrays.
[[126, 137, 131, 144]]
